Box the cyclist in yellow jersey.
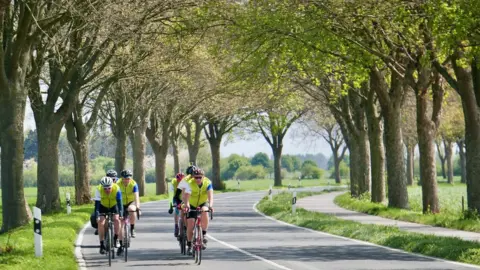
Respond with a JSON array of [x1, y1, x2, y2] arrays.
[[94, 176, 123, 255], [180, 167, 214, 255], [116, 169, 140, 255]]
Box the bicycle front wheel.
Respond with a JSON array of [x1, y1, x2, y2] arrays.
[[124, 223, 129, 262], [107, 223, 112, 266], [195, 224, 202, 265]]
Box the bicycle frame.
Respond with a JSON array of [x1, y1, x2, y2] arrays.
[[99, 212, 116, 266], [191, 207, 212, 265], [123, 208, 139, 262]]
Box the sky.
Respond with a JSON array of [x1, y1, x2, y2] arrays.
[[23, 102, 333, 158]]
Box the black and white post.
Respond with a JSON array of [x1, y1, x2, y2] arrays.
[[292, 191, 297, 214], [268, 185, 273, 201], [33, 207, 42, 257], [66, 192, 71, 214]]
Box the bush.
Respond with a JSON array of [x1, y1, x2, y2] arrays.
[[24, 164, 38, 187], [58, 165, 74, 186], [235, 165, 267, 180], [146, 169, 156, 183]]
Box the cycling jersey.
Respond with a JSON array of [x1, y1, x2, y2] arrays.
[[183, 177, 213, 207], [93, 184, 123, 217], [118, 178, 139, 204]]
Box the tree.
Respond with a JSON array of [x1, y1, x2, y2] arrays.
[[181, 115, 207, 165], [251, 152, 271, 169], [257, 107, 306, 187], [0, 0, 71, 229], [223, 154, 250, 179], [301, 109, 347, 184], [281, 155, 294, 172]]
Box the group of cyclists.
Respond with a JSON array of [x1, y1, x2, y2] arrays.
[[91, 164, 214, 257]]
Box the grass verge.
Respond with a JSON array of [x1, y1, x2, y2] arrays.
[[0, 194, 168, 270], [334, 185, 480, 233], [257, 192, 480, 266]]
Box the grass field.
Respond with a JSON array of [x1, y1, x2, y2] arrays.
[[222, 178, 343, 191], [334, 178, 480, 232], [257, 191, 480, 266]]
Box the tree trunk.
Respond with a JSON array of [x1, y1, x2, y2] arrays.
[[416, 93, 440, 214], [333, 155, 341, 184], [115, 131, 128, 173], [372, 69, 409, 209], [154, 150, 167, 195], [348, 143, 360, 196], [184, 116, 203, 164], [436, 141, 447, 179], [357, 130, 370, 195], [35, 126, 62, 213], [65, 116, 91, 205], [272, 145, 283, 187], [366, 88, 385, 203], [132, 125, 147, 196], [209, 139, 222, 189], [71, 140, 91, 204], [444, 140, 454, 184], [457, 139, 467, 184], [172, 137, 180, 174], [0, 96, 31, 231], [406, 144, 415, 186], [383, 97, 409, 208]]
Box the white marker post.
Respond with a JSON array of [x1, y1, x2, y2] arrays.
[[66, 192, 71, 214], [33, 207, 43, 257], [268, 185, 273, 201], [292, 191, 297, 214]]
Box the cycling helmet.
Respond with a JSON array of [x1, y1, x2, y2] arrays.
[[121, 169, 133, 178], [106, 169, 117, 178], [192, 168, 204, 176], [176, 173, 185, 181], [186, 165, 197, 175], [100, 176, 114, 187]]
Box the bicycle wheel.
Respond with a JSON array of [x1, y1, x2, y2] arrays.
[[107, 221, 112, 266], [124, 223, 129, 262], [110, 220, 115, 260], [178, 219, 184, 254], [196, 224, 203, 265], [192, 225, 198, 262]]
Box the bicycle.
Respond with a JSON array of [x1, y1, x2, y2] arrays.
[[122, 208, 140, 262], [191, 207, 213, 265], [176, 204, 187, 255], [99, 212, 116, 266]]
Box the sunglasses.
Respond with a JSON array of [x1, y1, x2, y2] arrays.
[[194, 176, 202, 180], [103, 187, 112, 190]]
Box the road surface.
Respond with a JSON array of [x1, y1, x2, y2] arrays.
[[78, 190, 478, 270]]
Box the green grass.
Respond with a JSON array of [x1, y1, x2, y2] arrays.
[[0, 193, 168, 270], [257, 191, 480, 266], [334, 181, 480, 232], [222, 178, 343, 191]]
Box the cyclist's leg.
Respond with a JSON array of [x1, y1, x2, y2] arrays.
[[127, 202, 137, 237], [186, 208, 197, 253], [111, 205, 120, 247], [97, 205, 108, 253], [174, 202, 181, 236], [200, 202, 210, 246]]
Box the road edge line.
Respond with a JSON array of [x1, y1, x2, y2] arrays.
[[252, 201, 480, 270]]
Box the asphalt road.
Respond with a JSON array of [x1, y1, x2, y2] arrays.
[[79, 189, 479, 270]]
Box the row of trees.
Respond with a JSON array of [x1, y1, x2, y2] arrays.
[[194, 0, 476, 215], [0, 1, 312, 232]]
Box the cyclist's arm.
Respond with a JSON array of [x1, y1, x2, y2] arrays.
[[173, 188, 182, 204], [183, 184, 192, 207], [116, 189, 124, 217], [133, 184, 140, 209], [94, 189, 101, 215], [207, 183, 213, 208]]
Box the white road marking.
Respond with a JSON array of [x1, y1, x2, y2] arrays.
[[208, 234, 294, 270], [252, 202, 480, 270]]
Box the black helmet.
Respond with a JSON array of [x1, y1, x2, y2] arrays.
[[186, 165, 197, 175], [106, 169, 117, 178], [121, 169, 133, 178]]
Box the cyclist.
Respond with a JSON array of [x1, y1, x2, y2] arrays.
[[94, 176, 123, 255], [116, 169, 140, 255], [170, 172, 186, 237], [92, 170, 119, 235], [181, 167, 214, 255]]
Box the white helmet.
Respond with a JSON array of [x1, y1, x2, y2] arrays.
[[100, 176, 113, 187]]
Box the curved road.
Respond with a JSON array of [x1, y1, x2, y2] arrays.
[[78, 190, 479, 270]]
